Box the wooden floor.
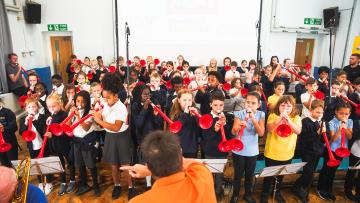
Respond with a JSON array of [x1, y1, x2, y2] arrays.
[[14, 134, 352, 203]]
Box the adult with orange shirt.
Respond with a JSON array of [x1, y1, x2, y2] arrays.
[[121, 130, 216, 203]]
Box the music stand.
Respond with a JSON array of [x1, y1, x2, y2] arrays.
[[12, 156, 64, 176], [194, 159, 227, 173], [257, 162, 307, 203]]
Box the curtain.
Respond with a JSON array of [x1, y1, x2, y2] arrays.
[[0, 0, 13, 93]]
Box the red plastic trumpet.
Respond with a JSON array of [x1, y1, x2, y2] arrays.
[[87, 71, 94, 80], [18, 91, 32, 108], [276, 118, 293, 138], [227, 112, 250, 152], [285, 67, 325, 100], [322, 131, 341, 167], [150, 102, 182, 133], [63, 112, 96, 137], [217, 113, 232, 152], [49, 111, 76, 136], [0, 131, 12, 152], [338, 95, 360, 116], [191, 84, 207, 92], [154, 58, 160, 65], [37, 119, 51, 158], [224, 65, 231, 71], [183, 77, 191, 87], [127, 60, 132, 66], [189, 109, 213, 129], [221, 83, 231, 91], [335, 127, 350, 158], [108, 65, 116, 73], [240, 88, 248, 97], [140, 59, 146, 67], [22, 115, 36, 142]]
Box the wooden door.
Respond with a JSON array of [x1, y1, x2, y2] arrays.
[[294, 38, 314, 65], [50, 36, 73, 83]]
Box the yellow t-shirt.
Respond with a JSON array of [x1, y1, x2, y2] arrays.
[[264, 113, 302, 161], [268, 94, 280, 108]]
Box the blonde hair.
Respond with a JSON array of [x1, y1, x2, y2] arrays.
[[169, 89, 196, 120], [46, 93, 62, 106], [150, 72, 160, 79]]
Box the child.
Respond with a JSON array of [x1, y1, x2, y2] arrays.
[[165, 76, 183, 115], [260, 64, 278, 98], [267, 81, 285, 112], [131, 84, 163, 189], [300, 78, 318, 119], [336, 70, 353, 95], [76, 72, 90, 92], [292, 100, 326, 202], [245, 71, 261, 90], [261, 95, 301, 203], [169, 89, 201, 158], [202, 91, 234, 200], [34, 82, 49, 115], [62, 84, 76, 112], [28, 72, 39, 93], [324, 81, 343, 122], [162, 61, 174, 81], [188, 67, 207, 93], [181, 60, 193, 78], [19, 97, 53, 194], [344, 77, 360, 201], [91, 73, 135, 200], [0, 98, 18, 167], [317, 102, 353, 201], [148, 73, 167, 108], [67, 91, 100, 196], [45, 93, 76, 195], [225, 61, 240, 83], [231, 92, 265, 203], [52, 74, 64, 96], [248, 85, 268, 115], [317, 66, 330, 95], [294, 72, 310, 104], [195, 71, 225, 115], [229, 78, 246, 111], [90, 82, 105, 158]]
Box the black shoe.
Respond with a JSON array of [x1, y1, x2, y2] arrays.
[[327, 192, 336, 201], [275, 191, 286, 203], [112, 186, 121, 200], [292, 187, 308, 203], [128, 187, 137, 200], [230, 194, 239, 203], [76, 184, 91, 196], [243, 194, 256, 203], [66, 181, 76, 193], [58, 183, 66, 196], [145, 186, 151, 191], [316, 190, 331, 201], [93, 184, 100, 197], [345, 190, 358, 201]]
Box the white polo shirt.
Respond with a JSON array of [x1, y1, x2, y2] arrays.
[[102, 100, 129, 133]]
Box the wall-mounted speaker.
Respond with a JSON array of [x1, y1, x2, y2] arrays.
[[24, 2, 41, 24], [323, 7, 340, 28]]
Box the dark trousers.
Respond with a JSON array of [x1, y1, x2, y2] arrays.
[[317, 150, 342, 193], [294, 152, 320, 192], [0, 143, 18, 167], [183, 153, 197, 158], [344, 153, 360, 194], [58, 153, 75, 183], [79, 166, 98, 187], [232, 153, 257, 196], [11, 86, 27, 97], [261, 157, 292, 198]]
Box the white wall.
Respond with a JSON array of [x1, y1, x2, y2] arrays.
[[5, 0, 360, 73]]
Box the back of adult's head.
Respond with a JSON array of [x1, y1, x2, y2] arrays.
[[0, 166, 17, 202], [141, 130, 182, 178]]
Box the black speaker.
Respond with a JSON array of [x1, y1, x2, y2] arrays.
[[323, 7, 340, 28], [24, 2, 41, 24]]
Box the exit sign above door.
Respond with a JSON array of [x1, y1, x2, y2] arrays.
[[47, 24, 68, 31], [304, 18, 322, 25]]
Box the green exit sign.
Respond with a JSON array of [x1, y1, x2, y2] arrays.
[[47, 24, 68, 31], [304, 18, 322, 25]]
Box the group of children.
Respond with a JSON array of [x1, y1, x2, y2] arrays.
[[0, 53, 359, 203]]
